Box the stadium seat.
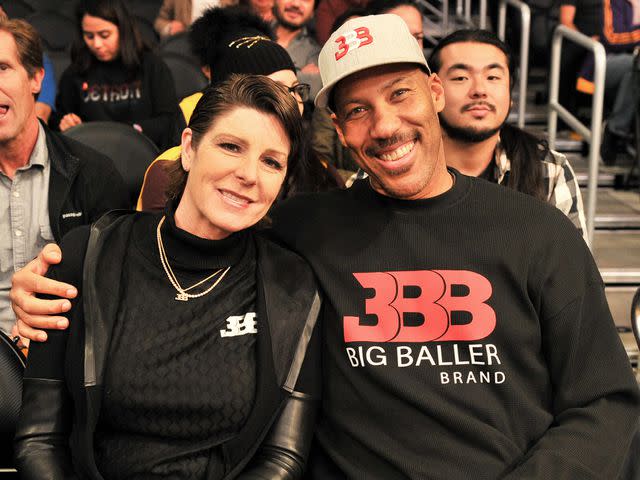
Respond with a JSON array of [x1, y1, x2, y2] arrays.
[[26, 11, 75, 52], [129, 0, 162, 26], [157, 32, 197, 63], [0, 331, 26, 472], [1, 0, 34, 19], [159, 51, 208, 100], [64, 122, 160, 207]]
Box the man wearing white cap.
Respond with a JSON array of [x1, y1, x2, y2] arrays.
[[273, 14, 638, 479], [8, 13, 640, 480]]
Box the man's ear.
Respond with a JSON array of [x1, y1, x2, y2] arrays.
[[429, 73, 446, 113], [331, 112, 348, 148], [180, 128, 194, 172], [30, 67, 45, 96]]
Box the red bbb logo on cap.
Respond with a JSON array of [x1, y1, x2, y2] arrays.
[[334, 27, 373, 61]]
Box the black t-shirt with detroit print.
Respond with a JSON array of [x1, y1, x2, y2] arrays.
[[52, 52, 176, 146]]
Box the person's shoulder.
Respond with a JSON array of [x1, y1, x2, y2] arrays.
[[255, 229, 311, 267], [274, 186, 351, 220], [53, 224, 93, 283], [542, 148, 572, 168], [470, 174, 576, 229], [253, 228, 318, 289]]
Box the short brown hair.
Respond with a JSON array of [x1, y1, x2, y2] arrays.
[[0, 18, 43, 78], [166, 74, 303, 200]]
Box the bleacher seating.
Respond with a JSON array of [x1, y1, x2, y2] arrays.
[[26, 11, 75, 52], [64, 122, 160, 207], [157, 31, 198, 64], [1, 0, 34, 19], [159, 51, 209, 100]]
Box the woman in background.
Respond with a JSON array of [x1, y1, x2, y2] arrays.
[[52, 0, 177, 146]]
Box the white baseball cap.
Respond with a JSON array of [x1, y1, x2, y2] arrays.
[[315, 14, 430, 109]]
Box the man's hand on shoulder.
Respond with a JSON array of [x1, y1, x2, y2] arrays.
[[10, 244, 76, 342]]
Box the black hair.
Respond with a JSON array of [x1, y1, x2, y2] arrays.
[[429, 29, 545, 200], [428, 28, 516, 90], [497, 124, 547, 200], [188, 6, 273, 68], [71, 0, 145, 74]]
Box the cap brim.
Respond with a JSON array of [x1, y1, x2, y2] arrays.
[[314, 57, 428, 110]]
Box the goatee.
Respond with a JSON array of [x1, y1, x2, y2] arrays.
[[439, 113, 505, 143]]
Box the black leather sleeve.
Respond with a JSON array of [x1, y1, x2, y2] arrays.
[[14, 378, 78, 480], [238, 391, 318, 480]]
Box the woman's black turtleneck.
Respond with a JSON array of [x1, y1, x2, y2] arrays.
[[89, 205, 259, 479]]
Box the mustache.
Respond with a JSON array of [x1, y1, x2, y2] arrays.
[[365, 131, 419, 157], [461, 101, 496, 113]]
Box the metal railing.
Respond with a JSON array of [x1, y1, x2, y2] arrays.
[[416, 0, 450, 45], [632, 288, 640, 350], [416, 0, 487, 42], [497, 0, 530, 129], [547, 25, 606, 247]]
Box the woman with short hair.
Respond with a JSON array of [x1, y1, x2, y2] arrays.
[[15, 74, 320, 480]]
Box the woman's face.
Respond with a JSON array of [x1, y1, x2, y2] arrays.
[[176, 106, 290, 240], [81, 14, 120, 62], [268, 69, 305, 115]]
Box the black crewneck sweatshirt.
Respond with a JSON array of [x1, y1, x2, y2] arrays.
[[272, 170, 639, 479], [52, 53, 176, 146]]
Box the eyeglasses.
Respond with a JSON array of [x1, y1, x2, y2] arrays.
[[288, 83, 311, 103]]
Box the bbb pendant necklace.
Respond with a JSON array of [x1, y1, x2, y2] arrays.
[[156, 216, 231, 301]]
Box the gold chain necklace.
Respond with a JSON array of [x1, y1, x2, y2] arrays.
[[156, 216, 231, 302]]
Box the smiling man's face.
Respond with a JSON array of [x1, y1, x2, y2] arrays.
[[332, 63, 450, 200], [436, 41, 511, 143]]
